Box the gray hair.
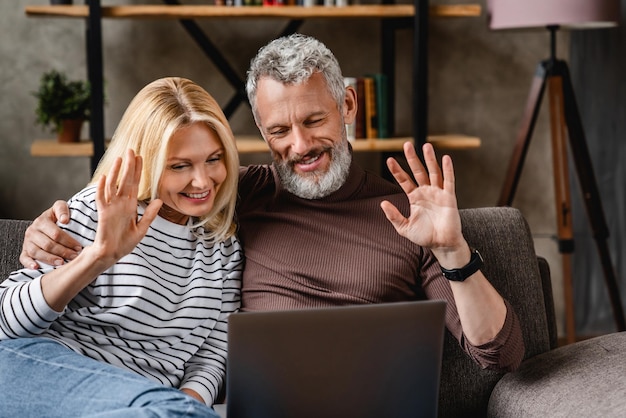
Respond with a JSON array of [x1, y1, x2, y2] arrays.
[[246, 34, 346, 122]]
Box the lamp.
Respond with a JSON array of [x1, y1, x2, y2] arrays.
[[488, 0, 619, 30], [487, 0, 624, 344]]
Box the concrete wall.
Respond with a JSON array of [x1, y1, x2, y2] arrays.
[[1, 0, 569, 335]]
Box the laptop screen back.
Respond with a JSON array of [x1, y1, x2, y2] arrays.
[[226, 300, 446, 418]]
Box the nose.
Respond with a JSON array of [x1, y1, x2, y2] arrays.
[[190, 166, 212, 189], [289, 126, 313, 155]]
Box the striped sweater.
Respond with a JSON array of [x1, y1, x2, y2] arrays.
[[0, 186, 243, 405]]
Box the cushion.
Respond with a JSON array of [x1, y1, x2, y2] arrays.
[[488, 332, 626, 417]]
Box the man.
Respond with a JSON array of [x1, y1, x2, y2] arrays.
[[20, 34, 524, 372]]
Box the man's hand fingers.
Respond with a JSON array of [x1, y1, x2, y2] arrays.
[[24, 206, 82, 265], [19, 249, 40, 270], [386, 156, 419, 198], [52, 200, 71, 225], [422, 143, 444, 189], [441, 155, 456, 195], [21, 227, 78, 267], [380, 200, 408, 236], [401, 142, 430, 186]]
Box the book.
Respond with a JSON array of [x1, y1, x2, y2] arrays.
[[363, 76, 378, 139], [369, 73, 389, 139], [355, 77, 366, 139]]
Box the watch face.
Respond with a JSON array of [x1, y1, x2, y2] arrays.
[[442, 271, 460, 281]]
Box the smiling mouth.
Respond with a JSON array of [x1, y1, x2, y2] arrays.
[[299, 154, 321, 165], [288, 149, 329, 175], [292, 146, 330, 165], [184, 191, 210, 199]]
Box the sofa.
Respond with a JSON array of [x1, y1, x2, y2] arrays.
[[2, 209, 625, 417], [0, 219, 30, 280]]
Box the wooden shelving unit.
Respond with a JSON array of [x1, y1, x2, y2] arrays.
[[25, 4, 481, 19], [30, 134, 480, 158], [25, 2, 482, 170]]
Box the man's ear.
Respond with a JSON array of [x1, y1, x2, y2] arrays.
[[343, 86, 358, 125]]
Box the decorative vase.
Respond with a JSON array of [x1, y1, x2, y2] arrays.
[[57, 119, 84, 143]]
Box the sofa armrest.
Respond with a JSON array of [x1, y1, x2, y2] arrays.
[[488, 332, 626, 417], [537, 256, 558, 350], [0, 219, 32, 283], [438, 208, 554, 418]]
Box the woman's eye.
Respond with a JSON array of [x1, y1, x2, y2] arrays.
[[207, 154, 223, 164], [171, 164, 188, 171]]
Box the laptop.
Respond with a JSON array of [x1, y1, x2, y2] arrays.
[[225, 300, 446, 418]]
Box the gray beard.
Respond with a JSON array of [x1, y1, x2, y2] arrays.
[[274, 139, 352, 200]]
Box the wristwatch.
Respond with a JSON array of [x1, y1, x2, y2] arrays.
[[440, 248, 484, 282]]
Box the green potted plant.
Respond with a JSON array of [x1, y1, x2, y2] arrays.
[[34, 70, 91, 143]]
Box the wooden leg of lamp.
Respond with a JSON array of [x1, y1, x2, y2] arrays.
[[559, 62, 626, 332], [548, 74, 577, 345], [497, 71, 546, 207], [500, 57, 626, 340]]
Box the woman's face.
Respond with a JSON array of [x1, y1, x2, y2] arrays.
[[157, 122, 227, 225]]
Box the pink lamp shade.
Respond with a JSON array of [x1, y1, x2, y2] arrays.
[[487, 0, 620, 30]]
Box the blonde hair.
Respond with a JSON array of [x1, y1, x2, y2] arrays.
[[90, 77, 239, 242]]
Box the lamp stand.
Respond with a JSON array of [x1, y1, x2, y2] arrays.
[[497, 26, 626, 344]]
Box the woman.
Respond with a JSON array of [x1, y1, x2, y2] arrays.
[[0, 77, 242, 417]]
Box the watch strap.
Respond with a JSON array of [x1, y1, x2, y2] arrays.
[[440, 248, 484, 282]]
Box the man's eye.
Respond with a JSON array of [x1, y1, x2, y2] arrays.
[[305, 118, 323, 127]]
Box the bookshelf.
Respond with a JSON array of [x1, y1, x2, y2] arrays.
[[25, 2, 482, 172], [25, 4, 481, 19], [30, 135, 480, 158]]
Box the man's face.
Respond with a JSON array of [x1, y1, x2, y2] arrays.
[[254, 72, 354, 199]]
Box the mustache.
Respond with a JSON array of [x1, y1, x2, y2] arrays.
[[285, 146, 332, 165]]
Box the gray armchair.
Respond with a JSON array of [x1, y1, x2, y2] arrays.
[[438, 207, 557, 417], [449, 208, 626, 417]]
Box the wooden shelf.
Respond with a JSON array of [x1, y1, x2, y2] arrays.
[[30, 135, 480, 158], [26, 2, 482, 171], [427, 134, 481, 150], [25, 4, 481, 20]]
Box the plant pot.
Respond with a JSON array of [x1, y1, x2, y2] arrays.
[[57, 119, 84, 143]]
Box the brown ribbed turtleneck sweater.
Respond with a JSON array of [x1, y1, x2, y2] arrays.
[[236, 160, 524, 372]]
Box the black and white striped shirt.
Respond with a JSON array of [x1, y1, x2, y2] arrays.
[[0, 186, 243, 405]]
